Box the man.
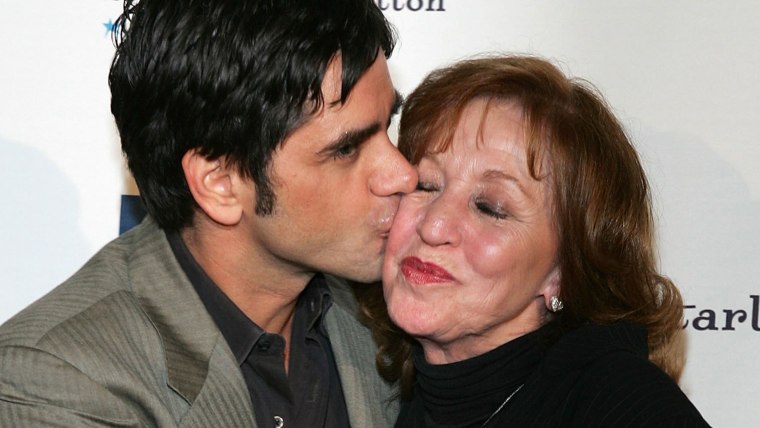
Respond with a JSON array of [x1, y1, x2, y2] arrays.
[[0, 0, 415, 426]]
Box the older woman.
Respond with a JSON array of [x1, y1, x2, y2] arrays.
[[358, 55, 709, 427]]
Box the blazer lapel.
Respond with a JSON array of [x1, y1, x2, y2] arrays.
[[324, 277, 399, 428], [175, 339, 258, 428], [127, 219, 256, 426]]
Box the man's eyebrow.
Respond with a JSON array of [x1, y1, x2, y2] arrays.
[[317, 90, 401, 157], [318, 123, 381, 156], [387, 90, 404, 127]]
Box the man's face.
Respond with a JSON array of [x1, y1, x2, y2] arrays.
[[241, 53, 416, 283]]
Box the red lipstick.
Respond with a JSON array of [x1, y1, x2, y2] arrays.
[[400, 257, 455, 285]]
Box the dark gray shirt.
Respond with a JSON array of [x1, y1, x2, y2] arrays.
[[167, 231, 350, 428]]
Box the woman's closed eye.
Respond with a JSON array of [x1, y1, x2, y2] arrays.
[[475, 200, 509, 220], [416, 181, 440, 192]]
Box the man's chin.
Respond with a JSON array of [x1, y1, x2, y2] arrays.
[[337, 264, 382, 284]]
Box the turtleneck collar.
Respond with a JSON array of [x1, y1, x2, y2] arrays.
[[412, 328, 544, 427]]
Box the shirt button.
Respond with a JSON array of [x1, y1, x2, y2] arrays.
[[259, 340, 271, 351], [274, 415, 284, 428]]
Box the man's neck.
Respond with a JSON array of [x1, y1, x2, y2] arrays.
[[180, 221, 313, 337]]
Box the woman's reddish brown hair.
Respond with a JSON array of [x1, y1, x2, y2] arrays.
[[356, 55, 685, 399]]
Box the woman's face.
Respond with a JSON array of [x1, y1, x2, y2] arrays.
[[383, 99, 560, 364]]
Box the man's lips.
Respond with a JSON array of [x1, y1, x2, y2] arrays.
[[375, 204, 397, 237], [400, 256, 455, 285]]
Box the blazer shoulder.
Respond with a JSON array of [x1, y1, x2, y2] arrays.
[[0, 219, 160, 348]]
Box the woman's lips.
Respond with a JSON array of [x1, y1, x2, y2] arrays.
[[400, 256, 455, 285]]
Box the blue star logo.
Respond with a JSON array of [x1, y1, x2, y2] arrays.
[[103, 19, 119, 37]]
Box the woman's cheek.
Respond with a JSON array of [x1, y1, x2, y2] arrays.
[[464, 230, 510, 279], [387, 200, 424, 253]]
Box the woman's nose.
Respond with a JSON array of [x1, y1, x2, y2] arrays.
[[416, 195, 462, 247]]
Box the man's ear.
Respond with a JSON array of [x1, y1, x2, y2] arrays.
[[181, 149, 244, 226]]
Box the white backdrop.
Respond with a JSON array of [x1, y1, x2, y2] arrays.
[[1, 1, 758, 426]]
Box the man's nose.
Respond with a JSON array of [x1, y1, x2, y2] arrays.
[[369, 139, 417, 197]]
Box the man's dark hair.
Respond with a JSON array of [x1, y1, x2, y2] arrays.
[[109, 0, 396, 230]]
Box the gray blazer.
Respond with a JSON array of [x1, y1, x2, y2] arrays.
[[0, 218, 397, 427]]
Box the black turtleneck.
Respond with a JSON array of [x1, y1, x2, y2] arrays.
[[409, 329, 542, 427], [396, 323, 710, 428]]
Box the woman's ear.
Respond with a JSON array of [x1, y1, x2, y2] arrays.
[[540, 266, 562, 312], [181, 149, 244, 226]]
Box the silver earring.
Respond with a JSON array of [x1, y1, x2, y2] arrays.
[[549, 296, 564, 313]]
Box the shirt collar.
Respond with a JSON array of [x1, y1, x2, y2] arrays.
[[165, 230, 333, 365]]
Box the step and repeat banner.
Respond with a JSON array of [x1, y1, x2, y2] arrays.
[[1, 1, 758, 425]]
